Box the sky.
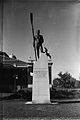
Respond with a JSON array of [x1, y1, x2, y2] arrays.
[[1, 0, 80, 80]]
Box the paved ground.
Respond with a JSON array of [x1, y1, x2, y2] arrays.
[[0, 100, 80, 120]]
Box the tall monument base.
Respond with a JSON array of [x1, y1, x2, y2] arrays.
[[32, 53, 50, 103]]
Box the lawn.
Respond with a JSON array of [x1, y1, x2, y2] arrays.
[[1, 90, 80, 120], [0, 100, 80, 119]]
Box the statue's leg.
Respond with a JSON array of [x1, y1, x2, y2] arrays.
[[35, 47, 37, 61], [37, 46, 39, 59], [41, 45, 44, 53]]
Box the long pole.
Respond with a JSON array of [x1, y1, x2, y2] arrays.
[[30, 13, 37, 61]]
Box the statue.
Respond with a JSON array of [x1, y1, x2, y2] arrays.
[[30, 13, 44, 61], [33, 29, 44, 59], [30, 13, 51, 61]]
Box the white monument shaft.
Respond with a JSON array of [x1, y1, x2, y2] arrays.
[[32, 53, 50, 103]]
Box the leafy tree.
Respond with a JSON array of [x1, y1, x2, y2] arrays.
[[53, 78, 61, 87], [53, 72, 76, 88]]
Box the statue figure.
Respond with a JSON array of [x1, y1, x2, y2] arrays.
[[33, 29, 44, 59], [30, 13, 51, 61]]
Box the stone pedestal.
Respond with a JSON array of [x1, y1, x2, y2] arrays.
[[32, 53, 50, 103]]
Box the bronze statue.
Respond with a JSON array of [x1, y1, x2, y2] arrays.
[[33, 30, 44, 59], [30, 13, 45, 60], [30, 13, 51, 61]]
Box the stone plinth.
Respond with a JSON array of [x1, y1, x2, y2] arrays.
[[32, 53, 50, 103]]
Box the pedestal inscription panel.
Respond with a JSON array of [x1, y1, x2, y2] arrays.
[[34, 69, 47, 79]]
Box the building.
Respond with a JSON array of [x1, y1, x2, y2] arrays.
[[0, 51, 28, 92], [0, 51, 53, 92]]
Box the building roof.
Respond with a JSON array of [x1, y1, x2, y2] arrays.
[[0, 51, 53, 69], [0, 51, 9, 58], [0, 51, 28, 69], [3, 59, 28, 68]]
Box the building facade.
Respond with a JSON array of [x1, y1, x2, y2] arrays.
[[0, 51, 53, 92]]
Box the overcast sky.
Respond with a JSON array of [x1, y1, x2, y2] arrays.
[[1, 0, 80, 79]]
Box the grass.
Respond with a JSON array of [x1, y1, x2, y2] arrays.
[[1, 89, 80, 119], [0, 100, 80, 119]]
